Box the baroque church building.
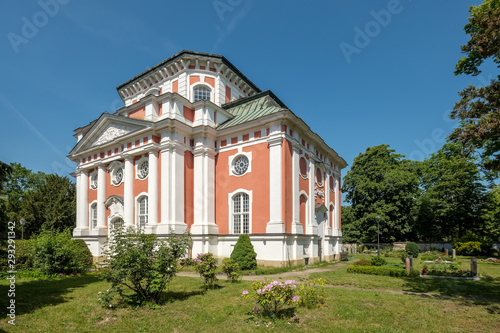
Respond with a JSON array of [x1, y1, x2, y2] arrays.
[[70, 50, 347, 266]]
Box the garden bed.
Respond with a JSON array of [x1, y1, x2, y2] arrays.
[[420, 274, 480, 281]]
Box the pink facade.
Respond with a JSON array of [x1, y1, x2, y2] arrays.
[[70, 50, 347, 266]]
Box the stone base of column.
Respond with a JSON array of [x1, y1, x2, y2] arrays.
[[266, 220, 285, 233], [306, 225, 318, 235], [291, 222, 303, 234], [325, 226, 332, 236], [72, 228, 89, 237], [94, 227, 109, 236], [190, 223, 219, 235], [144, 224, 158, 234], [156, 222, 188, 235]]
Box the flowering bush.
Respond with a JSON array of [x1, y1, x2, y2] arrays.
[[296, 278, 325, 308], [242, 280, 299, 317], [194, 253, 218, 289]]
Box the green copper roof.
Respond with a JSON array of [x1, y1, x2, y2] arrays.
[[217, 90, 287, 129]]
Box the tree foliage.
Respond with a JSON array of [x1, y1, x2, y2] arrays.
[[450, 0, 500, 172], [415, 143, 485, 240], [341, 144, 420, 243]]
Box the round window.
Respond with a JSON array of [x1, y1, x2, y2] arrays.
[[90, 173, 98, 189], [233, 155, 249, 175], [112, 167, 124, 185], [138, 160, 149, 179]]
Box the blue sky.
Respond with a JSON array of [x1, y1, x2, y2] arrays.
[[0, 0, 492, 181]]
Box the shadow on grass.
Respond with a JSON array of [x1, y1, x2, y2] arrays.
[[161, 289, 206, 303], [0, 275, 100, 317], [401, 275, 500, 301]]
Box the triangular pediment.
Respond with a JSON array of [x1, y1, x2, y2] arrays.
[[69, 114, 151, 156]]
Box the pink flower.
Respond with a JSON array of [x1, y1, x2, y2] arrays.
[[242, 290, 249, 295], [293, 296, 299, 302], [253, 307, 259, 312]]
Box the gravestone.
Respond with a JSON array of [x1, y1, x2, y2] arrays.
[[409, 255, 413, 267], [405, 257, 411, 276], [348, 246, 352, 254], [471, 258, 477, 277], [445, 248, 449, 256], [452, 249, 456, 259]]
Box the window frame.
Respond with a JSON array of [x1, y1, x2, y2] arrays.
[[136, 194, 148, 229], [192, 84, 212, 102], [228, 151, 252, 177], [90, 202, 98, 229], [228, 189, 252, 234]]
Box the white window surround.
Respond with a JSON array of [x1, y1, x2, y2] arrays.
[[299, 191, 309, 227], [299, 155, 309, 180], [228, 189, 253, 234], [89, 201, 98, 229], [315, 167, 324, 187], [228, 151, 252, 177], [329, 173, 336, 193], [135, 193, 149, 229], [135, 156, 149, 180], [329, 203, 336, 229], [192, 83, 213, 102], [108, 161, 124, 187]]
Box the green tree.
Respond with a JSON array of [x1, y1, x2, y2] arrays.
[[339, 205, 361, 243], [20, 174, 76, 237], [416, 143, 486, 240], [342, 144, 420, 242], [450, 0, 500, 172], [481, 185, 500, 241]]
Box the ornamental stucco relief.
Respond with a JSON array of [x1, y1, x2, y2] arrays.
[[91, 123, 138, 147]]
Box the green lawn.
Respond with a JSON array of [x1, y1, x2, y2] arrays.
[[1, 257, 499, 332]]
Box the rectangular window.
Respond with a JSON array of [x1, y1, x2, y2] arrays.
[[91, 204, 97, 228]]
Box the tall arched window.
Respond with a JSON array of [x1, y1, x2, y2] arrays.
[[232, 193, 249, 234], [137, 196, 148, 228], [194, 86, 211, 102], [91, 203, 97, 229]]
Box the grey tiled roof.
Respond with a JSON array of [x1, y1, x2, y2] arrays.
[[218, 91, 286, 129]]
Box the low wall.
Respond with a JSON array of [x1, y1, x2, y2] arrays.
[[343, 242, 500, 253]]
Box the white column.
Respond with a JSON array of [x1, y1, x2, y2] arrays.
[[96, 164, 107, 232], [266, 133, 285, 233], [74, 170, 89, 236], [335, 174, 342, 236], [291, 143, 303, 234], [124, 156, 134, 227], [191, 143, 218, 235]]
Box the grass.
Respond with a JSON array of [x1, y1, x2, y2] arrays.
[[0, 256, 499, 332]]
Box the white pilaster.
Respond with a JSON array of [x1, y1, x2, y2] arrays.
[[96, 164, 107, 232], [266, 129, 285, 233], [146, 149, 159, 232], [170, 144, 187, 231], [291, 142, 303, 234], [307, 158, 317, 234], [325, 173, 332, 236], [191, 140, 218, 235], [124, 156, 134, 227], [159, 147, 171, 231]]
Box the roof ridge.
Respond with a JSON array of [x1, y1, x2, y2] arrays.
[[222, 90, 288, 110]]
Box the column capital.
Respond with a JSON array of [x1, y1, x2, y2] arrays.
[[193, 146, 216, 158], [267, 134, 283, 148]]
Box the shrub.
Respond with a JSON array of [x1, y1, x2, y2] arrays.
[[243, 279, 299, 317], [194, 253, 218, 289], [405, 242, 419, 258], [455, 242, 483, 256], [370, 256, 387, 266], [353, 259, 371, 266], [296, 278, 325, 308], [0, 239, 34, 271], [101, 227, 190, 305], [347, 265, 408, 277], [230, 234, 257, 270], [221, 258, 240, 282], [31, 230, 92, 275], [453, 231, 492, 256]]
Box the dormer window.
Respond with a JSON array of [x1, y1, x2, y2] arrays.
[[194, 86, 211, 102]]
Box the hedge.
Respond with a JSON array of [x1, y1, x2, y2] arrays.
[[347, 265, 409, 277]]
